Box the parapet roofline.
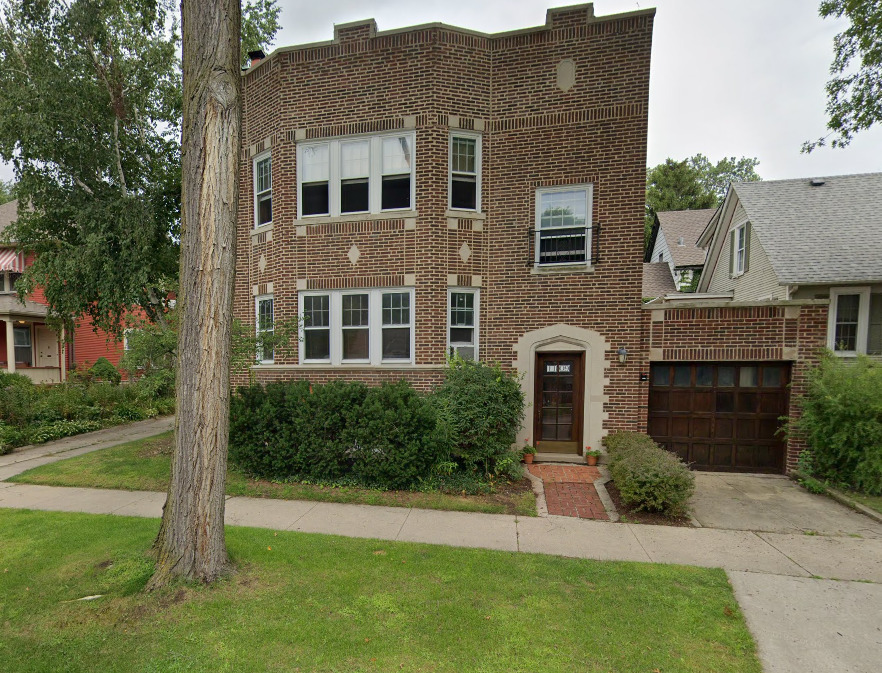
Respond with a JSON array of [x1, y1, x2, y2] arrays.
[[244, 3, 657, 74]]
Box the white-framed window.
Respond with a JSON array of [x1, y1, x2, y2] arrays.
[[827, 287, 882, 356], [731, 222, 748, 276], [253, 152, 272, 228], [122, 328, 134, 352], [13, 324, 32, 365], [449, 133, 481, 211], [535, 185, 592, 266], [255, 294, 274, 363], [297, 132, 415, 218], [299, 288, 414, 365], [448, 289, 478, 360]]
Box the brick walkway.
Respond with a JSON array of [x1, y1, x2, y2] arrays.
[[528, 464, 609, 520]]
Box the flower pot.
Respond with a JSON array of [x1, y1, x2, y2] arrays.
[[524, 453, 534, 464], [586, 454, 598, 466]]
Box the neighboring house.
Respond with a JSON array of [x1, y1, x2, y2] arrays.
[[0, 200, 125, 382], [643, 173, 881, 475], [235, 4, 655, 456], [698, 173, 882, 357], [644, 208, 714, 290], [641, 262, 676, 300]]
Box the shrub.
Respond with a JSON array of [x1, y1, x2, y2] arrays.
[[432, 357, 525, 476], [89, 357, 122, 385], [606, 433, 694, 517], [0, 423, 27, 454], [790, 353, 882, 495], [28, 419, 104, 444], [0, 372, 34, 389]]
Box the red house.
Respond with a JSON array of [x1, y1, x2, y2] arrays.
[[0, 199, 125, 383]]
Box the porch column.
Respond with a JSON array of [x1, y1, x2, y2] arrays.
[[59, 326, 66, 382], [5, 319, 14, 373]]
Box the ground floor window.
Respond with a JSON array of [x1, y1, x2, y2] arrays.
[[256, 295, 274, 363], [13, 325, 32, 365], [299, 288, 414, 366], [828, 287, 882, 356], [448, 289, 478, 360]]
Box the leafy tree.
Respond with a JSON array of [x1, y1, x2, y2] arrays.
[[0, 178, 14, 204], [0, 0, 280, 336], [644, 155, 761, 248], [804, 0, 882, 151]]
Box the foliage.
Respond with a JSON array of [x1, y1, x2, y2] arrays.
[[230, 315, 302, 380], [89, 357, 122, 385], [644, 154, 761, 248], [0, 370, 33, 389], [604, 432, 695, 517], [241, 0, 281, 65], [0, 177, 14, 204], [804, 0, 882, 151], [432, 356, 525, 476], [789, 353, 882, 495], [0, 0, 281, 335]]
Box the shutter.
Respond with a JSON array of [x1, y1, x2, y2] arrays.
[[743, 222, 751, 273], [728, 230, 735, 277]]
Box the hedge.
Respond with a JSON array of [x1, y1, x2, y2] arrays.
[[603, 432, 694, 517]]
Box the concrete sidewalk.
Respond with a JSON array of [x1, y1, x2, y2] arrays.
[[2, 481, 881, 583]]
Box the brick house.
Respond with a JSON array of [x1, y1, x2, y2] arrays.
[[0, 199, 126, 382], [235, 3, 655, 457]]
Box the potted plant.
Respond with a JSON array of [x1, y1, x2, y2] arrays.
[[584, 447, 601, 466], [522, 439, 537, 464]]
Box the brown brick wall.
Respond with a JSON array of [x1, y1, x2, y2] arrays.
[[234, 8, 655, 441]]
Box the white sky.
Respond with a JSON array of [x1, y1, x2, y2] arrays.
[[2, 0, 879, 183]]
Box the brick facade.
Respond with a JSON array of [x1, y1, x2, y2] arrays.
[[645, 300, 829, 471], [234, 5, 655, 451]]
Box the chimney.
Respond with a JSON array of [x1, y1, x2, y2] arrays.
[[248, 49, 266, 68]]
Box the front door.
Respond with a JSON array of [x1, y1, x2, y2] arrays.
[[35, 327, 58, 368], [535, 353, 584, 454]]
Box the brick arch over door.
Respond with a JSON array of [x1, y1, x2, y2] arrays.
[[512, 324, 611, 453]]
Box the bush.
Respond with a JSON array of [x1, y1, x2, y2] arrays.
[[0, 372, 34, 389], [27, 419, 104, 443], [606, 433, 694, 517], [790, 353, 882, 495], [89, 357, 122, 385], [432, 357, 525, 476]]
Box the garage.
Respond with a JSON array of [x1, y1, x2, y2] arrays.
[[648, 362, 791, 473]]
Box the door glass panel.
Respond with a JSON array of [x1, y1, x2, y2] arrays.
[[673, 365, 691, 386], [762, 366, 782, 387], [652, 366, 670, 386], [695, 365, 713, 387], [739, 366, 758, 387], [718, 367, 735, 387], [558, 408, 572, 425]]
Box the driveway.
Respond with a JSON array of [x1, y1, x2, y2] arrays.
[[691, 472, 882, 538]]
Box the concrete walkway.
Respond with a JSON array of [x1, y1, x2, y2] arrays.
[[2, 425, 881, 672]]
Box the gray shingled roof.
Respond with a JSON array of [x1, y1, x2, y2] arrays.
[[0, 199, 18, 238], [642, 262, 677, 298], [656, 209, 714, 268], [733, 173, 882, 284]]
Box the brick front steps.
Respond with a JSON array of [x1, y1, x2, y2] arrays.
[[527, 464, 609, 520]]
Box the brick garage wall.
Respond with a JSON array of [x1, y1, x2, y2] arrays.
[[234, 6, 654, 441], [646, 300, 829, 470]]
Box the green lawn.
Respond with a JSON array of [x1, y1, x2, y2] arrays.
[[848, 491, 882, 516], [9, 432, 537, 516], [0, 509, 761, 673]]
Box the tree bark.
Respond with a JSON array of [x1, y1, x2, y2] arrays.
[[147, 0, 240, 589]]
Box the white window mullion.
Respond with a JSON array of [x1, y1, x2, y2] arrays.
[[369, 288, 381, 365], [369, 138, 381, 215], [331, 292, 342, 365]]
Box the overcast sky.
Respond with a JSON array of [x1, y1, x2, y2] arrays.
[[2, 0, 879, 184]]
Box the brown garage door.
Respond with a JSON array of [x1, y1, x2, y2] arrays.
[[648, 362, 790, 473]]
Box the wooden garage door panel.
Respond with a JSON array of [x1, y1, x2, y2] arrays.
[[648, 363, 789, 474]]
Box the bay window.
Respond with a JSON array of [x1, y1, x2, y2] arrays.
[[449, 133, 480, 211], [255, 295, 274, 363], [535, 185, 592, 266], [298, 132, 414, 218], [253, 153, 272, 228], [299, 288, 414, 365]]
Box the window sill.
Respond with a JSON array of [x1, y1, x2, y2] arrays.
[[530, 263, 594, 276], [445, 209, 486, 220], [253, 363, 443, 371], [293, 211, 418, 226], [250, 223, 274, 241]]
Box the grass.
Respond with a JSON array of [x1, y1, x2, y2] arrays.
[[0, 508, 761, 673], [847, 491, 882, 516], [9, 432, 537, 516]]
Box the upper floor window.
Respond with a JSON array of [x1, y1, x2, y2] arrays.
[[298, 132, 414, 218], [535, 185, 592, 266], [449, 133, 481, 211], [299, 288, 414, 365], [254, 153, 272, 228], [256, 295, 274, 363], [828, 287, 882, 356], [448, 289, 478, 360], [730, 222, 748, 276]]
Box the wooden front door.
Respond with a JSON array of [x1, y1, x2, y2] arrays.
[[35, 327, 58, 368], [535, 353, 584, 454]]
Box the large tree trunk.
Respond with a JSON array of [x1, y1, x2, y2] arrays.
[[147, 0, 241, 589]]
